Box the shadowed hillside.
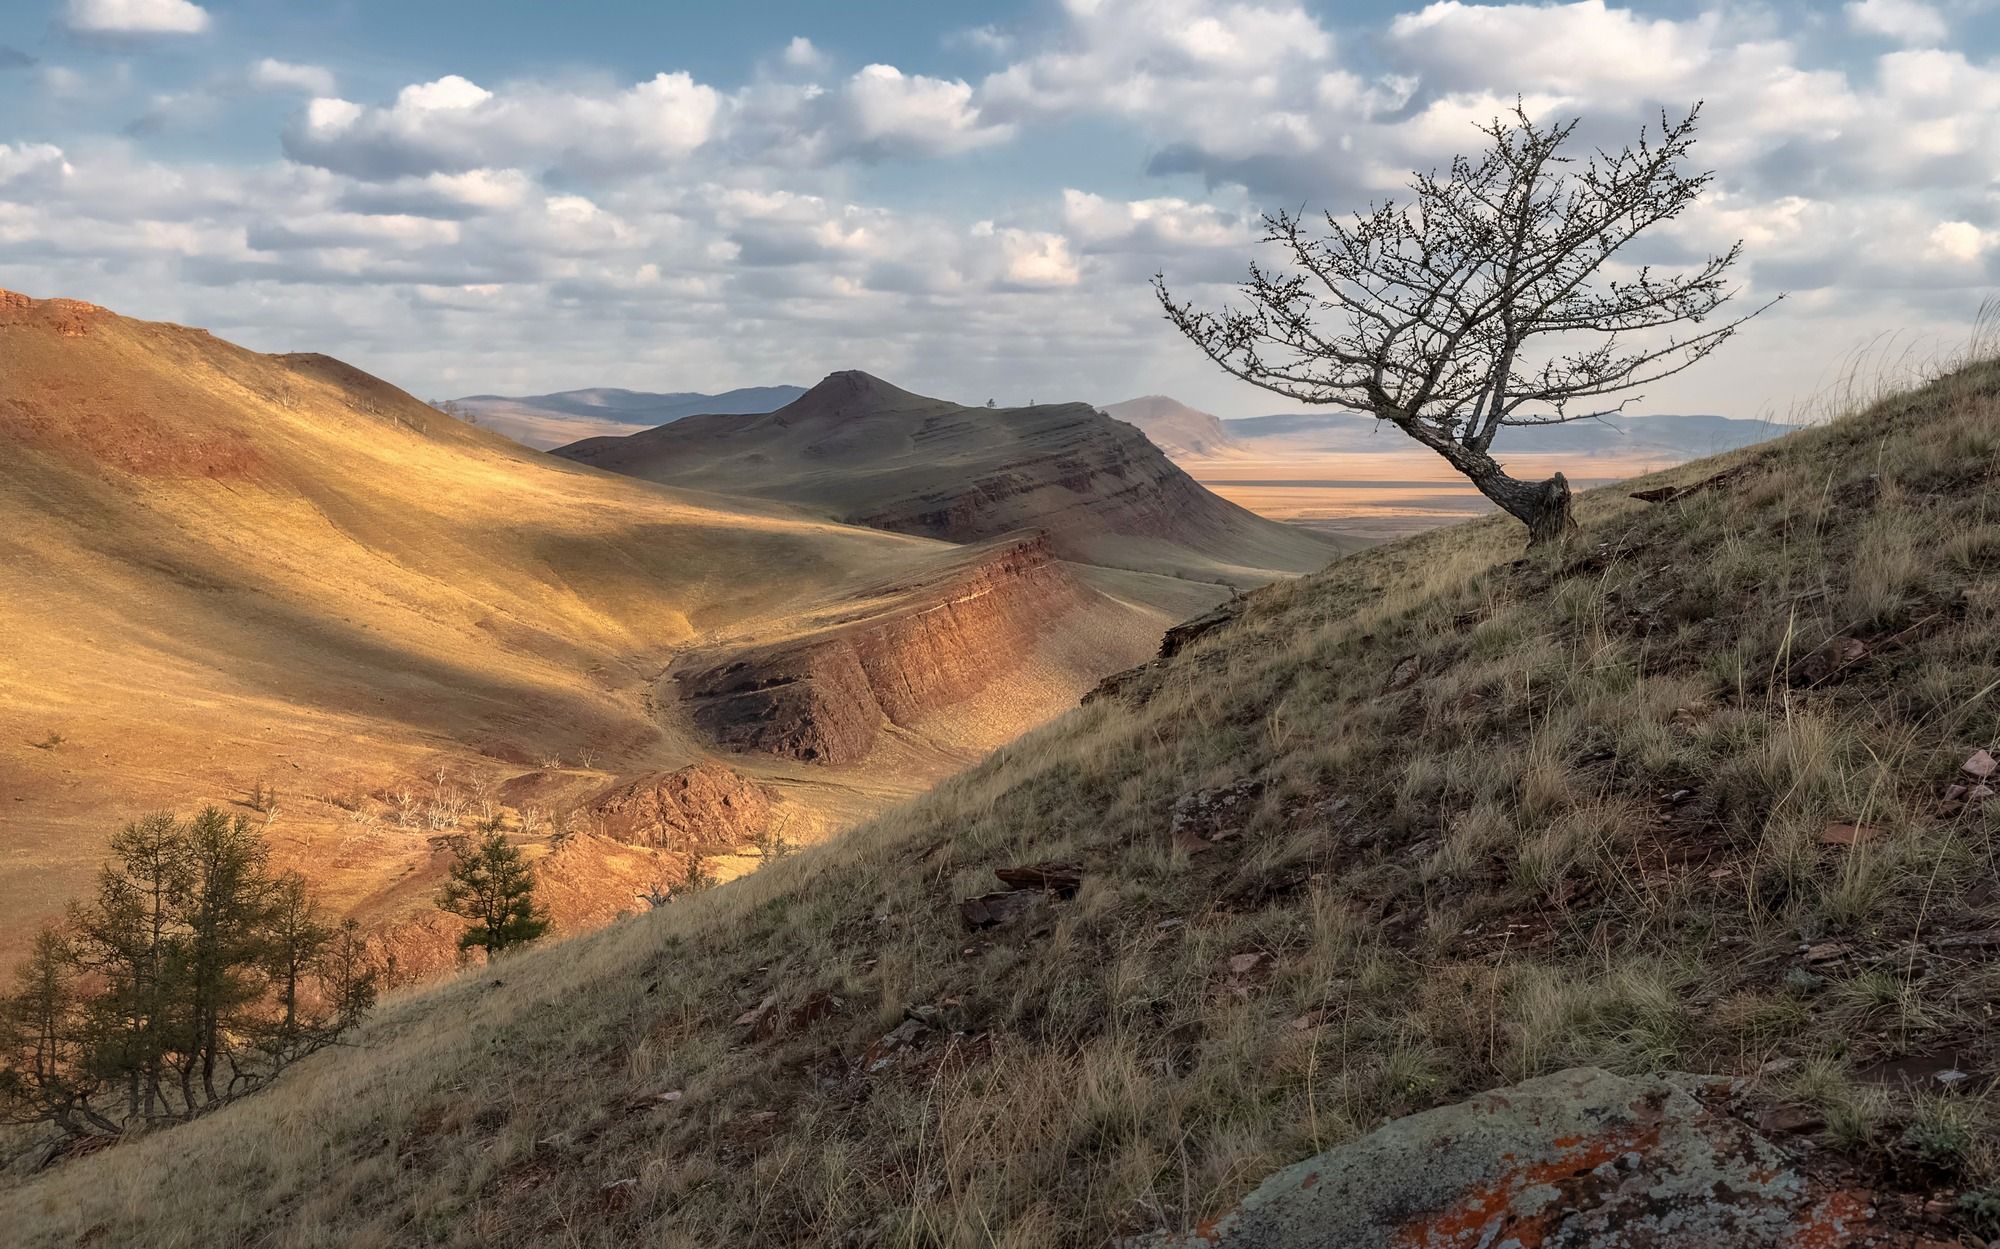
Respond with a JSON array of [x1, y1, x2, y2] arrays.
[[9, 350, 1997, 1244], [0, 291, 1191, 972], [554, 371, 1356, 586]]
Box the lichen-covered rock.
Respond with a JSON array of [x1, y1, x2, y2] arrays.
[[1138, 1068, 1877, 1248]]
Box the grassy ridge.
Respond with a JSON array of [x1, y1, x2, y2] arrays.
[[6, 358, 2000, 1245]]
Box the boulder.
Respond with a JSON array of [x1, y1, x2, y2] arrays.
[[1134, 1068, 1876, 1248]]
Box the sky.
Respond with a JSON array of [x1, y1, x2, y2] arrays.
[[1, 0, 1997, 419]]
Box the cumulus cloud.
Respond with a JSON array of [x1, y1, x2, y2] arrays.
[[946, 25, 1015, 56], [0, 143, 73, 191], [1061, 189, 1250, 251], [286, 73, 721, 179], [982, 0, 1335, 123], [781, 37, 826, 70], [64, 0, 210, 36], [8, 0, 2000, 419], [1387, 1, 1720, 96], [1845, 0, 1950, 44], [249, 59, 337, 96], [976, 222, 1080, 287], [843, 64, 1012, 158], [1926, 220, 1998, 263]]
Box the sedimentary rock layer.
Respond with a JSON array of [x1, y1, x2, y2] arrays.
[[681, 534, 1088, 764]]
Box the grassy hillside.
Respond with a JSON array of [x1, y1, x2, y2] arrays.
[[6, 356, 1999, 1245], [0, 293, 1178, 970]]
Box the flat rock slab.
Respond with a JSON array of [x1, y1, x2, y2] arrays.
[[1137, 1068, 1877, 1248]]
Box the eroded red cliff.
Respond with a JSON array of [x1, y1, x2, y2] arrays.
[[679, 533, 1090, 764]]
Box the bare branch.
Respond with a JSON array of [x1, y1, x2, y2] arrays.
[[1155, 100, 1777, 542]]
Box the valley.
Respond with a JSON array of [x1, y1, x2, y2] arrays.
[[0, 291, 1244, 976]]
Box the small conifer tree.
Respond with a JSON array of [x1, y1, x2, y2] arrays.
[[436, 830, 548, 957]]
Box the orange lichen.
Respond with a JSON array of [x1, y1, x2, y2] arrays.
[[1788, 1188, 1872, 1249], [1386, 1124, 1662, 1248]]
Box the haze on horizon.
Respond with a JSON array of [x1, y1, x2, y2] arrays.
[[2, 0, 1997, 419]]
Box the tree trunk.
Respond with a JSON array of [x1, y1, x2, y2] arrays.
[[1447, 448, 1575, 546]]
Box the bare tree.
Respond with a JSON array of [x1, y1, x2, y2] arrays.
[[1156, 102, 1777, 544]]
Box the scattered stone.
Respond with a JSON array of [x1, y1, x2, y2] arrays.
[[1158, 601, 1243, 660], [993, 862, 1082, 895], [1154, 917, 1185, 931], [862, 1017, 932, 1074], [1797, 636, 1868, 686], [722, 1109, 780, 1145], [1820, 822, 1884, 847], [1758, 1103, 1825, 1135], [1935, 1069, 1971, 1088], [1172, 780, 1265, 844], [1126, 1068, 1872, 1248], [1387, 655, 1423, 691], [1228, 953, 1265, 977], [1800, 940, 1854, 965], [1932, 931, 2000, 950], [959, 889, 1046, 929], [1965, 750, 1998, 779], [1174, 831, 1217, 856], [732, 993, 777, 1031], [786, 991, 843, 1031], [1970, 785, 1997, 804]]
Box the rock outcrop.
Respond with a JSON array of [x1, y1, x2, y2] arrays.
[[1138, 1068, 1879, 1248], [681, 534, 1088, 764], [586, 762, 775, 848]]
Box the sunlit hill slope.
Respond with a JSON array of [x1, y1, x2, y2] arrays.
[[0, 291, 1181, 971]]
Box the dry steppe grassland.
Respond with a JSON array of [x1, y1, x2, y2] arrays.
[[6, 341, 2000, 1245]]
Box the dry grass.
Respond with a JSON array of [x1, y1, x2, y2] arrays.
[[7, 357, 2000, 1245]]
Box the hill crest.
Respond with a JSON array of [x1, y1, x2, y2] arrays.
[[555, 372, 1351, 585]]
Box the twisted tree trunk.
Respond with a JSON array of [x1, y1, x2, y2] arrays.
[[1427, 437, 1576, 547], [1479, 467, 1575, 547]]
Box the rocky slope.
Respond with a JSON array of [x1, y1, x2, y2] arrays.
[[555, 371, 1350, 586]]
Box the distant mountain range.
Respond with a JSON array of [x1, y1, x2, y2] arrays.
[[450, 385, 807, 449], [1099, 393, 1785, 463], [1226, 409, 1787, 459]]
